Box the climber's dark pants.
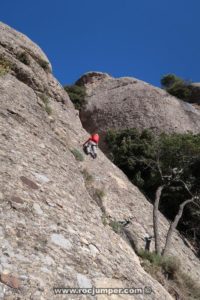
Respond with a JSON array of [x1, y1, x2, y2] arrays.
[[84, 141, 97, 158]]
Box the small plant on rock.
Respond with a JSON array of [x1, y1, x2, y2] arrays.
[[101, 213, 109, 226], [94, 188, 105, 199], [138, 249, 200, 299], [64, 84, 87, 110], [40, 94, 52, 115], [71, 149, 84, 161], [17, 52, 30, 65], [82, 168, 93, 183], [0, 59, 11, 76], [45, 105, 52, 115], [37, 58, 51, 72], [138, 250, 181, 280], [109, 219, 123, 234]]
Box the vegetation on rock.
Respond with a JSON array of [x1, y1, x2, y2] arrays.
[[37, 58, 50, 72], [138, 250, 200, 300], [40, 94, 52, 115], [64, 84, 87, 110], [106, 128, 200, 255], [71, 148, 84, 161], [81, 168, 94, 183], [17, 52, 31, 65], [161, 73, 192, 101], [109, 219, 124, 234], [0, 59, 11, 76]]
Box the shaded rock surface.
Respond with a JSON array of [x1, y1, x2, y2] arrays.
[[79, 72, 200, 149], [0, 23, 199, 299]]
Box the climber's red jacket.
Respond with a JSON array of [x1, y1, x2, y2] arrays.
[[83, 134, 100, 145], [91, 134, 99, 143]]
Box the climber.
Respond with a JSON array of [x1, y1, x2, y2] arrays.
[[83, 133, 99, 159]]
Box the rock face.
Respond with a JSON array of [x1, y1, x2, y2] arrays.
[[0, 22, 70, 104], [79, 72, 200, 149], [0, 23, 200, 299]]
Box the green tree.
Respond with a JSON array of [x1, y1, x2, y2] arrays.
[[106, 129, 200, 255], [161, 73, 192, 101]]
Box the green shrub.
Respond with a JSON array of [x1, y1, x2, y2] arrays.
[[138, 250, 163, 265], [161, 74, 178, 88], [71, 148, 84, 161], [138, 250, 200, 299], [45, 105, 52, 115], [17, 52, 30, 65], [64, 84, 87, 110], [109, 220, 123, 234], [105, 128, 200, 254], [138, 250, 180, 279], [40, 94, 52, 115], [0, 59, 10, 76], [40, 94, 49, 105], [94, 188, 105, 199], [161, 256, 180, 279], [161, 73, 192, 101], [37, 58, 50, 72], [91, 188, 105, 212], [101, 213, 108, 226], [176, 272, 200, 299], [82, 168, 93, 183]]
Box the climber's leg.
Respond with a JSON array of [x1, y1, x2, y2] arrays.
[[91, 142, 97, 159]]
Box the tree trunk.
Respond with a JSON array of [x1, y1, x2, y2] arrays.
[[162, 198, 194, 256], [153, 185, 164, 255]]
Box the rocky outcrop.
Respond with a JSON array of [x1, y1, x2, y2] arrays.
[[0, 22, 71, 104], [0, 23, 199, 299], [76, 72, 111, 86], [79, 72, 200, 149]]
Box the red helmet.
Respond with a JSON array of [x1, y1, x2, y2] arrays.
[[91, 133, 99, 143]]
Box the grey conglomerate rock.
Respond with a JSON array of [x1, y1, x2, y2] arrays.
[[79, 72, 200, 149]]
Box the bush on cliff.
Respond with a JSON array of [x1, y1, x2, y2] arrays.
[[64, 84, 86, 110], [161, 73, 192, 101], [105, 128, 200, 255]]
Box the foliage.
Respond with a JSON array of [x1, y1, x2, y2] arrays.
[[101, 215, 124, 233], [37, 58, 50, 72], [94, 188, 105, 200], [109, 219, 123, 234], [40, 94, 49, 105], [64, 84, 87, 110], [105, 128, 200, 253], [101, 213, 108, 226], [82, 168, 93, 183], [17, 52, 30, 65], [176, 272, 200, 300], [138, 250, 200, 299], [0, 59, 11, 76], [40, 94, 52, 115], [138, 250, 180, 279], [45, 105, 52, 115], [161, 73, 192, 101], [71, 148, 84, 161]]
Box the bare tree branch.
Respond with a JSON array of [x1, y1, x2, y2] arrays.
[[153, 185, 164, 255], [162, 197, 195, 256]]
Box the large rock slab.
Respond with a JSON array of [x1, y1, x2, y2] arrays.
[[79, 72, 200, 149]]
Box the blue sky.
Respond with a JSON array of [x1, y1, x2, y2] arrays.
[[0, 0, 199, 86]]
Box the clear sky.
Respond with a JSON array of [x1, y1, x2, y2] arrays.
[[0, 0, 199, 87]]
